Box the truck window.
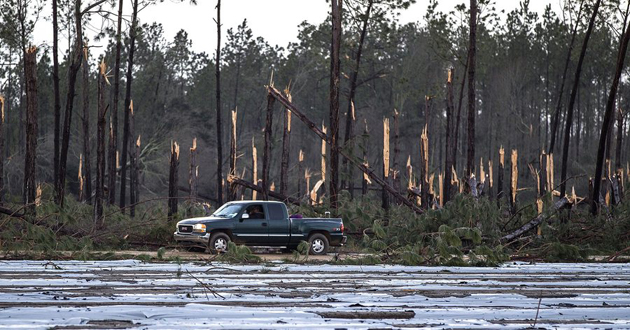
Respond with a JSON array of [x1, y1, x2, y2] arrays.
[[245, 204, 265, 219], [267, 204, 285, 221]]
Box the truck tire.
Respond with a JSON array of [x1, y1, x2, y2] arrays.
[[208, 232, 230, 254], [308, 233, 329, 255]]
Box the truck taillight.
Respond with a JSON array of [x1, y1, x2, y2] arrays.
[[340, 223, 344, 232]]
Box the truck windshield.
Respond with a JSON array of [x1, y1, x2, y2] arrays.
[[212, 204, 242, 218]]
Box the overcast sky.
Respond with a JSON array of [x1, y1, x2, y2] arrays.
[[33, 0, 559, 57]]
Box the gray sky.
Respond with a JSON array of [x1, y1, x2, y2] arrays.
[[33, 0, 559, 57]]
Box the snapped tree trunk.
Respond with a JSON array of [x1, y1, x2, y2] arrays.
[[466, 0, 477, 179], [129, 102, 136, 217], [189, 138, 198, 201], [592, 7, 630, 214], [24, 46, 38, 214], [229, 109, 238, 201], [560, 0, 601, 197], [95, 61, 107, 227], [215, 0, 224, 205], [57, 0, 84, 206], [262, 94, 275, 201], [444, 69, 454, 203], [82, 43, 92, 204], [280, 91, 291, 197], [342, 0, 372, 197], [329, 0, 342, 211], [392, 109, 401, 204], [168, 141, 180, 220]]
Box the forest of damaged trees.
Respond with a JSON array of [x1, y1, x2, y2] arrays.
[[1, 0, 630, 252]]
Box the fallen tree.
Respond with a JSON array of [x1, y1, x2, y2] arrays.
[[227, 175, 301, 206], [500, 196, 571, 243]]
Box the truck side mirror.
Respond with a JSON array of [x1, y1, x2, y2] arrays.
[[241, 213, 250, 221]]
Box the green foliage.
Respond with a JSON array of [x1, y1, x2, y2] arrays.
[[216, 242, 261, 264], [544, 242, 587, 262], [290, 241, 310, 263]]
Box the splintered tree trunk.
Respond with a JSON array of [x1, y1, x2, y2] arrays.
[[24, 47, 38, 214], [466, 0, 477, 179], [168, 142, 180, 219], [509, 149, 518, 214], [280, 90, 292, 197], [342, 0, 372, 197], [215, 0, 224, 205], [189, 138, 198, 200], [329, 0, 342, 211], [362, 121, 369, 196], [58, 0, 84, 206], [420, 126, 429, 208], [382, 118, 390, 210], [120, 0, 139, 211], [392, 110, 401, 203], [592, 10, 630, 214], [497, 146, 505, 205], [95, 61, 107, 226], [297, 150, 304, 198], [252, 137, 258, 200], [229, 109, 238, 201], [82, 43, 92, 204], [262, 94, 275, 201], [444, 69, 454, 203], [560, 0, 601, 197]]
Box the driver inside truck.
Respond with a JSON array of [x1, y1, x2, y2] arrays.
[[247, 205, 265, 219]]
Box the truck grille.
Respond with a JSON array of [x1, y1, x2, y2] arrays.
[[178, 225, 193, 233]]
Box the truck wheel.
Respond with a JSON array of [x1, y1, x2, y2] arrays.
[[208, 233, 230, 254], [308, 233, 329, 255]]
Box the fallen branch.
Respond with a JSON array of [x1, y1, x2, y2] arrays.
[[607, 245, 630, 262], [228, 175, 301, 206], [500, 196, 571, 243], [267, 86, 424, 215], [186, 269, 224, 299], [0, 205, 25, 218]]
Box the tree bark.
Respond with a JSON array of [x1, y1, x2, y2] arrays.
[[215, 0, 224, 205], [82, 43, 92, 204], [0, 95, 4, 203], [592, 7, 630, 214], [190, 138, 198, 201], [95, 62, 107, 226], [466, 0, 477, 179], [52, 0, 61, 195], [329, 0, 342, 211], [57, 0, 84, 206], [109, 0, 124, 203], [444, 69, 454, 203], [168, 142, 180, 219], [342, 0, 372, 197], [392, 109, 401, 203], [501, 197, 570, 243], [129, 102, 136, 217], [229, 110, 237, 201], [560, 0, 601, 197], [120, 0, 139, 211], [262, 94, 275, 201], [453, 53, 468, 177], [616, 109, 625, 170], [268, 86, 424, 214], [280, 99, 291, 197], [24, 46, 38, 214], [228, 177, 301, 206], [548, 1, 584, 153]]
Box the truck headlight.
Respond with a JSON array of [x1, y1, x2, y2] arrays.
[[193, 223, 206, 233]]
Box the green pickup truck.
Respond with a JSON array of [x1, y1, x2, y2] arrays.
[[173, 201, 346, 255]]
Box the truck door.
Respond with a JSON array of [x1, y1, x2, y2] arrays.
[[234, 204, 269, 244], [267, 203, 290, 245]]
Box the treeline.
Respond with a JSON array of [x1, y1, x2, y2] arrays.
[[0, 0, 629, 222]]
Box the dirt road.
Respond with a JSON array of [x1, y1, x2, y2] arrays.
[[0, 260, 629, 328]]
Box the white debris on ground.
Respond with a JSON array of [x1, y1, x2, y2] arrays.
[[0, 260, 628, 329]]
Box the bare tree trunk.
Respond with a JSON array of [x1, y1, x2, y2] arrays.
[[108, 0, 124, 206], [297, 149, 304, 198], [215, 0, 224, 205], [616, 109, 625, 170], [120, 0, 139, 211], [82, 43, 92, 204], [548, 2, 584, 153], [382, 118, 390, 210], [453, 54, 468, 176], [189, 138, 198, 201], [392, 109, 401, 203], [168, 141, 180, 219], [560, 0, 601, 197], [497, 147, 505, 205], [280, 94, 291, 197], [95, 61, 107, 226], [0, 95, 4, 203], [134, 135, 140, 208], [444, 69, 454, 203], [24, 47, 38, 214], [466, 0, 477, 179], [129, 102, 136, 217], [229, 109, 237, 201], [52, 0, 61, 195], [57, 0, 84, 206], [592, 8, 630, 214], [262, 94, 275, 201], [329, 0, 342, 211], [362, 120, 369, 196], [342, 0, 372, 197], [252, 137, 258, 200]]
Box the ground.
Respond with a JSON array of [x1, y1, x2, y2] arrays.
[[0, 259, 628, 328]]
